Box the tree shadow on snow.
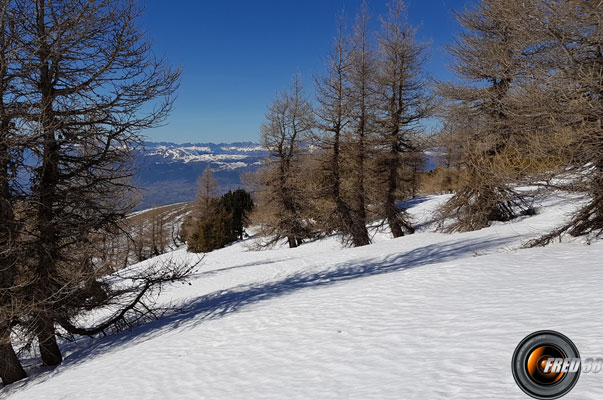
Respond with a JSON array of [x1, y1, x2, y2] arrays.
[[397, 196, 432, 209], [192, 256, 292, 278], [4, 234, 516, 392], [171, 236, 514, 327]]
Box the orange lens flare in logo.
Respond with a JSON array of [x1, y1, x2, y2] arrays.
[[526, 345, 566, 385]]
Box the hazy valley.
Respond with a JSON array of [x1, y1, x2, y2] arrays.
[[133, 142, 266, 209]]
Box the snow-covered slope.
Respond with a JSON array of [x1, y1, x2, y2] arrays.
[[4, 192, 603, 400]]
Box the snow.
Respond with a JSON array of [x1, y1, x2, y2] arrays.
[[220, 145, 266, 152], [3, 192, 603, 399], [213, 161, 249, 170], [143, 142, 267, 167], [146, 149, 251, 164]]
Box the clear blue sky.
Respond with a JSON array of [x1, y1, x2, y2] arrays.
[[140, 0, 469, 144]]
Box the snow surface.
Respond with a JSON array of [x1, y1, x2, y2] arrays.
[[3, 192, 603, 399]]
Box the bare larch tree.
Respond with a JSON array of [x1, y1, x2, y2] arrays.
[[0, 0, 27, 384], [345, 4, 376, 246], [10, 0, 180, 367], [521, 1, 603, 244], [436, 0, 533, 232], [196, 166, 219, 220], [373, 0, 430, 237], [257, 76, 314, 248], [314, 15, 372, 246]]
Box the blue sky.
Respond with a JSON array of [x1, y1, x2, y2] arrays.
[[140, 0, 468, 144]]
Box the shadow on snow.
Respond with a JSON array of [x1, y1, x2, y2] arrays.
[[4, 234, 515, 393]]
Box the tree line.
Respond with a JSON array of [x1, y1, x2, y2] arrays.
[[0, 0, 193, 385], [249, 0, 603, 248], [251, 1, 430, 248]]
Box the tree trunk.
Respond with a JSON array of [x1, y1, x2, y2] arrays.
[[36, 319, 62, 366], [387, 213, 404, 238], [32, 1, 62, 368], [350, 219, 370, 247], [384, 143, 415, 238], [287, 236, 298, 248], [0, 9, 26, 386], [0, 327, 26, 385], [331, 127, 369, 246], [349, 8, 372, 248], [0, 127, 26, 384], [351, 124, 370, 247], [386, 142, 403, 238]]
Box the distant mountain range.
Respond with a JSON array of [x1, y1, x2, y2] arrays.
[[132, 141, 443, 210], [133, 142, 267, 209]]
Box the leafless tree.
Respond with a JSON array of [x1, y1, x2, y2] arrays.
[[3, 0, 182, 368], [436, 0, 535, 232], [313, 15, 371, 246], [0, 0, 27, 384], [519, 1, 603, 244], [344, 3, 377, 246], [195, 166, 218, 219], [255, 76, 314, 248], [180, 166, 219, 243], [373, 0, 431, 237]]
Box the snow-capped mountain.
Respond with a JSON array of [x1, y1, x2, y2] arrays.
[[142, 142, 266, 166], [132, 141, 442, 210], [133, 142, 267, 209]]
